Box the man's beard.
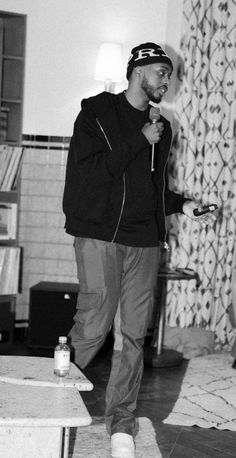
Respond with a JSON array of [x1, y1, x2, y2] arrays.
[[141, 75, 162, 104]]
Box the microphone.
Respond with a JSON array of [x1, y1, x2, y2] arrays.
[[149, 107, 160, 172]]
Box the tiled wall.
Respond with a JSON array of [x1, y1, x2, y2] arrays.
[[16, 136, 77, 324]]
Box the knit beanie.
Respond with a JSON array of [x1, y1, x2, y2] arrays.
[[126, 42, 173, 80]]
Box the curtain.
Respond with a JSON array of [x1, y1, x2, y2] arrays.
[[166, 0, 236, 348]]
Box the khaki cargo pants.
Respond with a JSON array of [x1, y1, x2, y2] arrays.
[[69, 237, 160, 436]]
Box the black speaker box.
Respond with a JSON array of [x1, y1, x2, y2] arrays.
[[28, 281, 79, 349]]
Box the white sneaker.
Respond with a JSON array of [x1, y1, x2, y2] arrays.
[[111, 432, 135, 458]]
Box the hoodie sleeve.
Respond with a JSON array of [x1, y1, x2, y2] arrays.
[[154, 118, 190, 215], [164, 188, 190, 215]]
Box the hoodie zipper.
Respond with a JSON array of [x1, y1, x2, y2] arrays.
[[96, 118, 126, 243], [96, 117, 168, 248]]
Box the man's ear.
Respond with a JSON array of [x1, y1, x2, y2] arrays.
[[135, 66, 141, 76]]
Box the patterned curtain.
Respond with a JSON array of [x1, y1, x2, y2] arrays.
[[166, 0, 236, 348]]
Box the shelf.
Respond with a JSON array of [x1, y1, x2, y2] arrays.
[[1, 99, 22, 104], [0, 295, 16, 347], [2, 54, 24, 61], [0, 141, 21, 146], [2, 15, 25, 57], [2, 59, 24, 100], [0, 191, 18, 203], [1, 102, 22, 144], [0, 13, 26, 145], [0, 239, 17, 246], [0, 13, 25, 308]]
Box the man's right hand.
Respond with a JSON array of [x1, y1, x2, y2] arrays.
[[142, 122, 164, 145]]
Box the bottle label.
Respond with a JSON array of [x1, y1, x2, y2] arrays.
[[54, 350, 70, 371]]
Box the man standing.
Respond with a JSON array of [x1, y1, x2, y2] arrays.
[[63, 42, 211, 458]]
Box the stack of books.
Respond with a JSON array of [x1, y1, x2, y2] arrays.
[[0, 203, 17, 241], [0, 246, 21, 294], [0, 107, 9, 143], [0, 145, 24, 191]]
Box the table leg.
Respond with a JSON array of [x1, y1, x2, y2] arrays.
[[144, 278, 183, 368], [156, 291, 165, 355], [63, 427, 70, 458]]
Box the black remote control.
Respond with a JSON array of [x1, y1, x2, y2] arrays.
[[193, 204, 218, 217]]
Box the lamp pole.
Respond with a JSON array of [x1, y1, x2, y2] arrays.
[[104, 78, 115, 93]]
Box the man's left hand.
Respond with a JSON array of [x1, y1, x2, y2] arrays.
[[182, 201, 217, 227]]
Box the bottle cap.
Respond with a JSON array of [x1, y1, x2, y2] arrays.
[[59, 336, 67, 344]]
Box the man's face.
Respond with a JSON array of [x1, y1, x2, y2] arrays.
[[140, 63, 172, 104]]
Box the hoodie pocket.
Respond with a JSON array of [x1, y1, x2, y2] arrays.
[[75, 183, 111, 223]]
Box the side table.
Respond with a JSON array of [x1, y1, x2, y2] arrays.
[[0, 355, 93, 458], [144, 268, 200, 368]]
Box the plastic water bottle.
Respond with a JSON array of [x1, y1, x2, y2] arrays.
[[54, 336, 70, 377]]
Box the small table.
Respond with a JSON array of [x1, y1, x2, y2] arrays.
[[144, 268, 200, 368], [0, 355, 93, 390], [0, 355, 93, 458]]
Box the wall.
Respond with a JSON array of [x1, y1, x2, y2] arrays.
[[17, 141, 74, 322], [0, 0, 184, 322], [0, 0, 183, 137]]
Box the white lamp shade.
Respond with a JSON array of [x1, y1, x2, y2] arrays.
[[94, 42, 123, 83]]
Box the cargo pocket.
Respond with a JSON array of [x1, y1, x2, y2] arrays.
[[74, 291, 104, 338]]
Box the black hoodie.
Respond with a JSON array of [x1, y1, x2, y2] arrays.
[[63, 91, 186, 246]]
